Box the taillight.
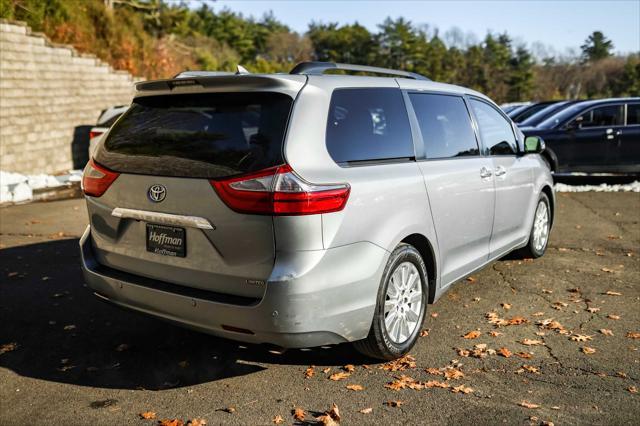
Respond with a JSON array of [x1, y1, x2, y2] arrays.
[[82, 159, 119, 197], [211, 165, 350, 215], [89, 130, 104, 140]]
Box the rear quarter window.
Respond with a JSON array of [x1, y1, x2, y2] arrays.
[[326, 88, 414, 164], [409, 93, 479, 159], [96, 92, 292, 179]]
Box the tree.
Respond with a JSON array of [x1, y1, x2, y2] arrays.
[[580, 31, 614, 62], [509, 46, 535, 101]]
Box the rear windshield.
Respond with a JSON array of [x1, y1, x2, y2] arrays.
[[95, 92, 293, 179]]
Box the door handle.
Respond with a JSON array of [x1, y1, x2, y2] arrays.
[[494, 166, 507, 177], [605, 128, 622, 140], [480, 167, 493, 178]]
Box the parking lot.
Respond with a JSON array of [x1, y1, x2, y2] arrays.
[[0, 191, 638, 425]]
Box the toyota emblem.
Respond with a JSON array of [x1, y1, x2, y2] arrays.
[[148, 184, 167, 202]]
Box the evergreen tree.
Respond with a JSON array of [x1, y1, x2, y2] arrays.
[[581, 31, 614, 62]]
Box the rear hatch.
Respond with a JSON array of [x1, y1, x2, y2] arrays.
[[86, 75, 306, 299]]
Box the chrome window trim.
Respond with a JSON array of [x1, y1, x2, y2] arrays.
[[111, 208, 215, 230]]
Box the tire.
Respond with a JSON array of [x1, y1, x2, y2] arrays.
[[354, 243, 428, 360], [517, 193, 551, 258]]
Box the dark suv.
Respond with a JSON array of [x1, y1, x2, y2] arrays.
[[522, 98, 640, 174]]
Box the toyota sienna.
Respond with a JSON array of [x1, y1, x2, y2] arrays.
[[80, 62, 554, 360]]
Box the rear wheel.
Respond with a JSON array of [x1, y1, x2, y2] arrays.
[[518, 193, 551, 258], [354, 243, 428, 360]]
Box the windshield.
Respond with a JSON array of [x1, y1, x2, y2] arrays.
[[95, 92, 293, 179], [519, 101, 571, 127], [536, 102, 594, 129]]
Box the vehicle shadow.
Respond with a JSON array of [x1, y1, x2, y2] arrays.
[[0, 239, 369, 391]]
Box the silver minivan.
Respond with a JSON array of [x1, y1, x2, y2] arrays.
[[80, 62, 554, 360]]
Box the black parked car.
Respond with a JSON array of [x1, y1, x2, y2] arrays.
[[521, 98, 640, 174], [508, 101, 560, 123]]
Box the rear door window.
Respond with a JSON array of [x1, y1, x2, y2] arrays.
[[626, 103, 640, 125], [326, 88, 414, 163], [409, 93, 479, 159], [96, 92, 293, 179], [470, 98, 518, 156]]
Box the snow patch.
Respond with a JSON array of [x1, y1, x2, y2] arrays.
[[554, 181, 640, 193], [1, 170, 83, 203]]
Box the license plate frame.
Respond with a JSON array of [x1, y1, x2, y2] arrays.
[[146, 223, 186, 258]]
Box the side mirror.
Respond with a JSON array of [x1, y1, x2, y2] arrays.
[[567, 115, 583, 130], [524, 135, 545, 154]]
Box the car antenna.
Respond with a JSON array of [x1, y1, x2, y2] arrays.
[[236, 65, 250, 75]]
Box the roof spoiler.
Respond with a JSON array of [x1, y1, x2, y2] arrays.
[[290, 61, 430, 81]]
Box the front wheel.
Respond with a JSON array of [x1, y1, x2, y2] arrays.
[[354, 243, 428, 360], [518, 193, 551, 258]]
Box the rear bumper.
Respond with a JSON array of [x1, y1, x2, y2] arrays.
[[79, 226, 387, 348]]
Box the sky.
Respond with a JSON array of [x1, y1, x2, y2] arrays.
[[200, 0, 640, 56]]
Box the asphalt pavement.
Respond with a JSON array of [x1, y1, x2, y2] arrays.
[[0, 193, 638, 425]]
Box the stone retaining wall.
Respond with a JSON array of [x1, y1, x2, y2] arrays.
[[0, 20, 138, 174]]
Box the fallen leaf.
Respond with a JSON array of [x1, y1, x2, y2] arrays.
[[599, 329, 614, 336], [587, 307, 601, 313], [293, 408, 305, 421], [380, 354, 416, 371], [581, 347, 596, 354], [272, 415, 284, 424], [343, 364, 355, 372], [463, 331, 481, 339], [501, 303, 512, 310], [115, 344, 129, 352], [221, 407, 235, 414], [466, 276, 477, 283], [519, 401, 540, 409], [158, 420, 184, 426], [329, 371, 350, 381], [489, 331, 503, 337], [515, 352, 533, 359], [186, 419, 206, 426], [304, 366, 315, 378], [521, 339, 545, 346], [431, 312, 439, 318], [139, 411, 156, 420], [570, 334, 593, 342], [497, 347, 512, 358], [522, 365, 540, 374], [451, 384, 473, 394], [346, 384, 364, 391], [457, 348, 470, 357], [425, 368, 443, 376], [629, 386, 638, 394], [542, 289, 553, 294], [63, 324, 76, 331], [315, 414, 337, 426], [0, 342, 18, 355], [327, 403, 341, 422], [601, 268, 615, 273], [444, 368, 464, 380], [532, 311, 545, 317], [359, 407, 373, 414], [605, 290, 622, 295], [178, 360, 189, 368], [507, 316, 528, 325], [626, 332, 640, 339], [425, 380, 450, 388], [383, 400, 404, 407], [322, 367, 331, 374], [607, 314, 621, 320], [420, 329, 429, 337]]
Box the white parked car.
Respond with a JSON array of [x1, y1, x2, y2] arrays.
[[88, 105, 129, 158]]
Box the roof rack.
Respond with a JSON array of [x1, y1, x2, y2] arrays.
[[290, 61, 429, 81]]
